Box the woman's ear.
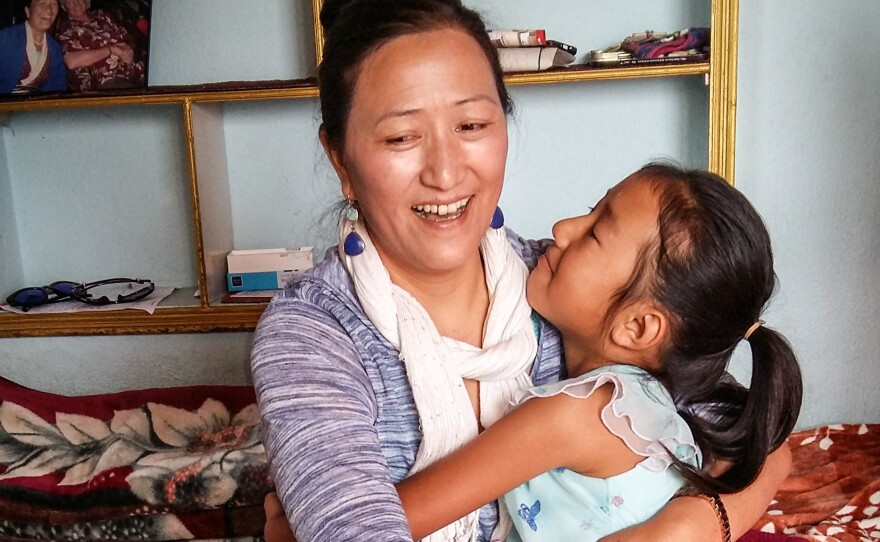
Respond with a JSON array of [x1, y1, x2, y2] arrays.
[[609, 302, 668, 363], [319, 127, 355, 199]]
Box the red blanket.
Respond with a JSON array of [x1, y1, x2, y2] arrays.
[[0, 376, 269, 541], [750, 424, 880, 542]]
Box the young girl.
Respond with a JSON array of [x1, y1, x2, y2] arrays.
[[396, 162, 804, 541]]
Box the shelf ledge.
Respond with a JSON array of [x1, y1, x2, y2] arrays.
[[0, 62, 710, 112], [0, 306, 267, 338]]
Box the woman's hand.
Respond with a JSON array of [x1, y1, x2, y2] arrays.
[[110, 43, 135, 63], [264, 492, 297, 542]]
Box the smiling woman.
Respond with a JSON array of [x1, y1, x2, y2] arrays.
[[55, 0, 147, 91], [0, 0, 67, 95]]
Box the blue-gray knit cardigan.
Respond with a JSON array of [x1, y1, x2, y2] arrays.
[[251, 229, 564, 542]]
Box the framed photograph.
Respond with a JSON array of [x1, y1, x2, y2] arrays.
[[0, 0, 153, 98]]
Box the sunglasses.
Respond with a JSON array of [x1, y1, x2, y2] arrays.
[[5, 278, 155, 312]]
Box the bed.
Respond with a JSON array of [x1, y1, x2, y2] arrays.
[[0, 375, 876, 541]]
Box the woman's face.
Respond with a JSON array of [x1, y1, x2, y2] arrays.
[[25, 0, 59, 33], [326, 27, 508, 280], [527, 173, 661, 357], [59, 0, 88, 19]]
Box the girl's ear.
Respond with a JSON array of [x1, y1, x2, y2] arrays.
[[319, 128, 355, 199], [609, 302, 668, 364]]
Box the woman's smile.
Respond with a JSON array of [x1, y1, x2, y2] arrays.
[[412, 196, 471, 221]]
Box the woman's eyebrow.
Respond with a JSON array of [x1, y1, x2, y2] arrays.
[[376, 108, 421, 123], [454, 94, 500, 107]]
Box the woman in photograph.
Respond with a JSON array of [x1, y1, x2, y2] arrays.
[[0, 0, 67, 94], [55, 0, 145, 91]]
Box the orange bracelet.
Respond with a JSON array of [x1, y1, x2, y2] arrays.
[[673, 491, 731, 542]]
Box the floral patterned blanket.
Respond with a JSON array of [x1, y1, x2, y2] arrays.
[[0, 376, 270, 541], [1, 374, 876, 542]]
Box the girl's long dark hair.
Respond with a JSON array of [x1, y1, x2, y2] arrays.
[[619, 163, 803, 493]]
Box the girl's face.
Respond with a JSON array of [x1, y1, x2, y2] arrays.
[[327, 27, 508, 281], [527, 173, 661, 361], [26, 0, 58, 32]]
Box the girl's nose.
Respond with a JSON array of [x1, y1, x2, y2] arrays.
[[551, 217, 575, 248], [552, 214, 591, 248]]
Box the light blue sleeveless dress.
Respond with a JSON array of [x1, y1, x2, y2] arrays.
[[504, 365, 701, 542]]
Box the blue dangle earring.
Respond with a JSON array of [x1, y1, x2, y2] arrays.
[[343, 200, 365, 256], [490, 206, 505, 229]]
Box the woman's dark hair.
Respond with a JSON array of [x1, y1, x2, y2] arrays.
[[612, 162, 802, 493], [318, 0, 512, 151]]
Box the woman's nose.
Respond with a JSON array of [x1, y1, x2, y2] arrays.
[[421, 132, 464, 190]]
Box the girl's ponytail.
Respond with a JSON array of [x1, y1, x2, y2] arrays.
[[710, 324, 802, 490]]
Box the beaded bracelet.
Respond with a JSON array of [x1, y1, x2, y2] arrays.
[[672, 490, 731, 542]]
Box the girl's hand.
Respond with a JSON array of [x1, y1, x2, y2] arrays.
[[264, 492, 297, 542], [600, 443, 793, 542], [596, 496, 719, 542]]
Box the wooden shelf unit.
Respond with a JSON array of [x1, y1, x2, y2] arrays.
[[0, 0, 738, 338]]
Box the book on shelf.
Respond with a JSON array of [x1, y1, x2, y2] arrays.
[[497, 46, 576, 73], [488, 29, 547, 47], [589, 50, 708, 68], [221, 290, 277, 304]]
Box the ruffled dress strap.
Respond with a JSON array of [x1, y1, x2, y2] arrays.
[[515, 364, 701, 470]]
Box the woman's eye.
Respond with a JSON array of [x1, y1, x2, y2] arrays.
[[386, 135, 415, 146], [456, 122, 485, 133]]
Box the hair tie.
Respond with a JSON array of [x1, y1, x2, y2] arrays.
[[744, 320, 764, 340]]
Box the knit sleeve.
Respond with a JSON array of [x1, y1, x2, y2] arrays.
[[251, 280, 413, 542], [503, 228, 552, 272]]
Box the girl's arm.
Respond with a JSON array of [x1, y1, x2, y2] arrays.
[[598, 443, 792, 542], [397, 385, 628, 539], [398, 380, 791, 542]]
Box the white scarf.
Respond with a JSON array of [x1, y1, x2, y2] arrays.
[[339, 216, 537, 541], [21, 23, 48, 89]]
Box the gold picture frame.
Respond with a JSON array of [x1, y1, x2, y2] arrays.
[[312, 0, 325, 67]]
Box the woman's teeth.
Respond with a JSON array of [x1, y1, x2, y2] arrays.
[[413, 197, 470, 218]]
